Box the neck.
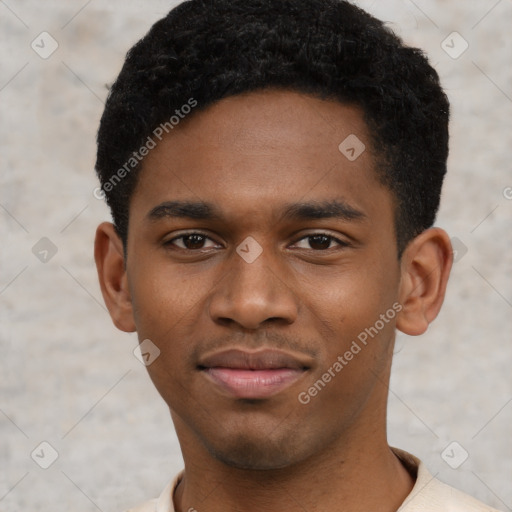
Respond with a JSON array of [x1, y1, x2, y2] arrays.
[[172, 418, 414, 512]]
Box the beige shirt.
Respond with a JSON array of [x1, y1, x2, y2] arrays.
[[126, 449, 501, 512]]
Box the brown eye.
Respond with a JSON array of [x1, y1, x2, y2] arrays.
[[292, 233, 349, 251], [182, 234, 207, 249], [308, 235, 332, 250], [166, 233, 219, 250]]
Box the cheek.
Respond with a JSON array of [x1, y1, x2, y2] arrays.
[[300, 257, 400, 402], [128, 266, 203, 398], [307, 258, 399, 338], [299, 266, 398, 417], [128, 257, 207, 335], [128, 264, 201, 405]]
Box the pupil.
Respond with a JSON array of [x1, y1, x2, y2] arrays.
[[310, 235, 330, 250], [185, 234, 205, 249]]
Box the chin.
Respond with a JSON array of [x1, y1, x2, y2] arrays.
[[203, 432, 311, 471]]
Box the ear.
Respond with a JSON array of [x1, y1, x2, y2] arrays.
[[94, 222, 136, 332], [396, 227, 453, 336]]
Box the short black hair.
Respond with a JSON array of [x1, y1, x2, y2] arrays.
[[95, 0, 449, 256]]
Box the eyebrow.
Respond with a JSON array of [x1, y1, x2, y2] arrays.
[[147, 201, 222, 221], [280, 199, 367, 222], [146, 199, 367, 223]]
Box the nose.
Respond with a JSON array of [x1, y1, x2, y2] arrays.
[[208, 245, 299, 330]]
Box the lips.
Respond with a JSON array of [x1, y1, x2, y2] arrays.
[[198, 348, 310, 399]]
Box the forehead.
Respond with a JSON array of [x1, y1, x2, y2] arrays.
[[130, 89, 393, 228], [157, 89, 369, 165]]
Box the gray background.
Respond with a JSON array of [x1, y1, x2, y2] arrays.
[[1, 0, 511, 510]]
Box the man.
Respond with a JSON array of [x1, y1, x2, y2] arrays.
[[93, 0, 501, 510]]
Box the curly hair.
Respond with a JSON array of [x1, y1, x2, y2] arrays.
[[95, 0, 450, 255]]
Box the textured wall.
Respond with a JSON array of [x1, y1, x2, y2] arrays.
[[1, 1, 511, 511]]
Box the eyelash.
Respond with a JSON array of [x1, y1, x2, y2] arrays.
[[164, 231, 350, 251]]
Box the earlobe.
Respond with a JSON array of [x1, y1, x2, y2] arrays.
[[94, 222, 136, 332], [396, 228, 453, 336]]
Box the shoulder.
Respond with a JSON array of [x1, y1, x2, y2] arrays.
[[394, 448, 502, 512], [403, 474, 502, 511], [122, 472, 183, 512]]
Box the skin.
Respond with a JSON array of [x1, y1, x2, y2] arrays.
[[95, 89, 452, 512]]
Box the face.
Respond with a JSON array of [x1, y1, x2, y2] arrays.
[[123, 90, 403, 469]]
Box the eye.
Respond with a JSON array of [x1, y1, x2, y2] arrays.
[[166, 233, 220, 250], [292, 234, 349, 250]]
